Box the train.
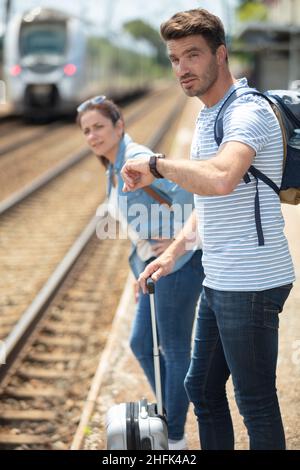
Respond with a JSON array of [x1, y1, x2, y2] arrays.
[[3, 7, 155, 118]]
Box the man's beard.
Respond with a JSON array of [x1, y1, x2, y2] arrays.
[[181, 58, 219, 98]]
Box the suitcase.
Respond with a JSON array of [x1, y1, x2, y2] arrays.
[[106, 278, 168, 450]]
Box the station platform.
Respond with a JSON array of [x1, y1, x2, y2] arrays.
[[0, 102, 13, 118], [72, 99, 300, 451]]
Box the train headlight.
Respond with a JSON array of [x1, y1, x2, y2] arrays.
[[10, 65, 22, 76], [64, 64, 77, 76]]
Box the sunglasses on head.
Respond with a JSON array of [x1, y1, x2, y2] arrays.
[[77, 95, 106, 113]]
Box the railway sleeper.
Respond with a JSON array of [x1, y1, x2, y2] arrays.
[[0, 409, 56, 421]]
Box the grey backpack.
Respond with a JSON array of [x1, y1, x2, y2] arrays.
[[214, 88, 300, 246]]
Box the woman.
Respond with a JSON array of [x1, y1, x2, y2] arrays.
[[77, 96, 204, 449]]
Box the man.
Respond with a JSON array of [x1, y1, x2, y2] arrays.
[[121, 9, 295, 450]]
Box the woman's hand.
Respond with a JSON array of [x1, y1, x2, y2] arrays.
[[133, 280, 140, 303], [151, 238, 174, 257]]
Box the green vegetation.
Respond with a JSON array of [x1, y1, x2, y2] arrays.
[[84, 426, 92, 437], [123, 19, 169, 67], [86, 34, 169, 94], [236, 0, 268, 22]]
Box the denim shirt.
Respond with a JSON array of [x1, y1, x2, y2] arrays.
[[106, 134, 199, 278]]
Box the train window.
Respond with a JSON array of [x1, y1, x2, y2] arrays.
[[19, 22, 67, 57]]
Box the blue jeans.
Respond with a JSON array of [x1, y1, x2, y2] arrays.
[[184, 284, 293, 450], [130, 250, 204, 440]]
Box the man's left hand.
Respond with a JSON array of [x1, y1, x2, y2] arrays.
[[121, 156, 154, 192]]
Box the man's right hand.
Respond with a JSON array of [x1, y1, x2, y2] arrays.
[[139, 251, 175, 293]]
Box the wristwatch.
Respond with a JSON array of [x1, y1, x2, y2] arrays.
[[149, 154, 165, 178]]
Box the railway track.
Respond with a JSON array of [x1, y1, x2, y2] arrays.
[[0, 121, 62, 158], [0, 87, 172, 206], [0, 235, 130, 448], [0, 87, 182, 342], [0, 86, 186, 448], [0, 118, 27, 138]]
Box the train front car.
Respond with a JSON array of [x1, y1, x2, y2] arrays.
[[4, 8, 90, 118], [4, 7, 156, 119]]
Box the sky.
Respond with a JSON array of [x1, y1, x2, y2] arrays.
[[0, 0, 238, 35]]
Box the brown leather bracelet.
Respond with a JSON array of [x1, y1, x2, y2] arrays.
[[149, 154, 165, 178]]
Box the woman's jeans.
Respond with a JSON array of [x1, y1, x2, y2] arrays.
[[130, 250, 204, 440], [184, 284, 293, 450]]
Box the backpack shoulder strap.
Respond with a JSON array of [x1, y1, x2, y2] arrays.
[[214, 87, 274, 146], [214, 87, 287, 163], [269, 101, 288, 167], [213, 88, 282, 247]]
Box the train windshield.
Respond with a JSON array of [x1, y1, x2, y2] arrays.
[[19, 22, 66, 57]]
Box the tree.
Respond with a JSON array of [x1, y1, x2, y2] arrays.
[[237, 0, 268, 22], [123, 19, 169, 66]]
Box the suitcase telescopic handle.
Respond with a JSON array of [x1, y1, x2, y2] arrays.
[[146, 277, 163, 416], [146, 277, 155, 294]]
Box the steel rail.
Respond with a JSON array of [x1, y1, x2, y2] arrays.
[[0, 93, 186, 386], [0, 122, 61, 157], [0, 89, 172, 216]]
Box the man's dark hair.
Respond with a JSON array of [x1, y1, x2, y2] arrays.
[[160, 8, 226, 55]]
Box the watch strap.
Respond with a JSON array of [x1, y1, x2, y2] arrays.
[[149, 154, 165, 179]]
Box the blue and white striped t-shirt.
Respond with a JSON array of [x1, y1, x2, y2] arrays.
[[191, 78, 295, 291]]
